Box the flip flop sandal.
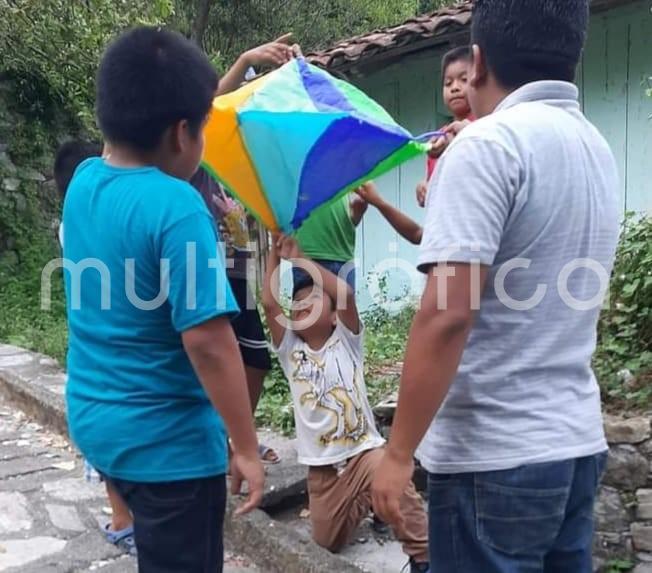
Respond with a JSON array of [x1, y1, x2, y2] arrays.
[[103, 523, 137, 556], [258, 443, 281, 465]]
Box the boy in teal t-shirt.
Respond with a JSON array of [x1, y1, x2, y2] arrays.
[[63, 27, 263, 573]]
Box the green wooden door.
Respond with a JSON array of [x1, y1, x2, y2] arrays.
[[582, 0, 652, 213]]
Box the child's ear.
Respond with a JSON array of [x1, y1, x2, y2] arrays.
[[171, 119, 198, 154], [470, 44, 487, 89], [167, 120, 186, 153]]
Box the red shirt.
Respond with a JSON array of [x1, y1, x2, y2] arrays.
[[426, 115, 475, 181]]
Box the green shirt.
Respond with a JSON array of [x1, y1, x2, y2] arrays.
[[296, 195, 355, 262]]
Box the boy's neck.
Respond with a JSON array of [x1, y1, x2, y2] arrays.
[[104, 143, 168, 172], [300, 329, 334, 351]]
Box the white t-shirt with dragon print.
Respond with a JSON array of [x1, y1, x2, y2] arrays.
[[274, 320, 385, 466]]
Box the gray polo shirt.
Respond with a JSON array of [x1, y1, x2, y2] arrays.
[[417, 81, 620, 474]]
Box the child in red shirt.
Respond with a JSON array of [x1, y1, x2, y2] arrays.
[[417, 46, 475, 207]]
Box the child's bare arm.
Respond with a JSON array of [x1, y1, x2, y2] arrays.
[[261, 237, 287, 348], [217, 35, 294, 96], [356, 183, 423, 245], [278, 236, 360, 334], [182, 318, 264, 514]]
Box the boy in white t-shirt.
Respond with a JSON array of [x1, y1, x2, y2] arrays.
[[262, 234, 429, 573]]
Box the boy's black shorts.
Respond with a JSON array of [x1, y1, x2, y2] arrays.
[[109, 474, 226, 573], [229, 277, 272, 372]]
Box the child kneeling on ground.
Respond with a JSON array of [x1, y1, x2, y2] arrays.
[[262, 234, 429, 573]]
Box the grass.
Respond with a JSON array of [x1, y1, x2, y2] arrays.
[[0, 254, 68, 366]]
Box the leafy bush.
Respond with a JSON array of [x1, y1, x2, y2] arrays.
[[0, 0, 174, 132], [594, 214, 652, 410]]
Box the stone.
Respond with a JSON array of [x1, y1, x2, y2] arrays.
[[637, 489, 652, 520], [2, 177, 20, 192], [0, 151, 16, 175], [604, 445, 650, 490], [0, 536, 67, 569], [633, 523, 652, 552], [604, 415, 651, 444], [634, 563, 652, 573], [14, 193, 27, 212], [0, 353, 32, 368], [21, 167, 46, 182], [0, 491, 32, 534], [641, 439, 652, 457], [45, 504, 85, 532], [43, 477, 105, 502], [639, 552, 652, 562], [594, 486, 628, 532]]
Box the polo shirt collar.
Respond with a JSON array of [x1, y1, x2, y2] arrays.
[[495, 81, 580, 112]]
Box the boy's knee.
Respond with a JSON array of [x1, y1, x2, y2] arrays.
[[311, 524, 345, 553]]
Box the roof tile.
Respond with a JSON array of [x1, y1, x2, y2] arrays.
[[307, 1, 473, 69]]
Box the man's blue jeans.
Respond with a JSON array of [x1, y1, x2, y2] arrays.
[[427, 453, 608, 572]]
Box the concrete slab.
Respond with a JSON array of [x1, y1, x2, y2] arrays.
[[274, 503, 410, 573]]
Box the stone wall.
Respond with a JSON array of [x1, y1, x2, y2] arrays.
[[595, 414, 652, 572], [0, 78, 61, 268]]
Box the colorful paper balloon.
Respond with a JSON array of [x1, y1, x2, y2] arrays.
[[202, 58, 436, 232]]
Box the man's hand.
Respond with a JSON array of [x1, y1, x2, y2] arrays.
[[427, 134, 449, 159], [355, 182, 382, 207], [371, 447, 414, 528], [428, 119, 471, 159], [445, 119, 472, 137], [230, 450, 265, 516], [416, 181, 428, 208], [243, 34, 295, 68]]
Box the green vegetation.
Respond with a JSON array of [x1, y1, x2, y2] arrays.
[[605, 558, 635, 573], [594, 214, 652, 411]]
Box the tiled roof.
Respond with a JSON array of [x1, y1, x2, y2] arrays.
[[306, 1, 473, 70]]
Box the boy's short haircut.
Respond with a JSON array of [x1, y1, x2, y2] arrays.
[[471, 0, 589, 90], [96, 27, 219, 151], [292, 276, 335, 309], [54, 140, 102, 198], [293, 276, 316, 300], [441, 46, 472, 80]]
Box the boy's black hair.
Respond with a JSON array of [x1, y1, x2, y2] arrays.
[[441, 46, 472, 80], [96, 27, 219, 151], [292, 276, 315, 300], [292, 276, 336, 310], [54, 140, 102, 198], [471, 0, 589, 90]]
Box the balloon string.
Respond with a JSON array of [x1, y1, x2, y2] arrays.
[[415, 130, 445, 141]]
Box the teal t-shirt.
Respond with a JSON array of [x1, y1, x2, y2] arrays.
[[62, 158, 238, 482]]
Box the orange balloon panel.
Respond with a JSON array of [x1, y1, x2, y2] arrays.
[[203, 75, 278, 231]]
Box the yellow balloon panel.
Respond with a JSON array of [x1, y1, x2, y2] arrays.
[[203, 76, 278, 231]]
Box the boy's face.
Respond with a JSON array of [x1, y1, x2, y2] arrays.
[[291, 286, 337, 339], [443, 59, 472, 119]]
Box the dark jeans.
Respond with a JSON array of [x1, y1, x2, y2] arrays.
[[293, 259, 356, 290], [109, 474, 226, 573], [428, 453, 608, 573]]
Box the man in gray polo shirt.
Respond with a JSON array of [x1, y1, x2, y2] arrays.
[[372, 1, 621, 571]]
